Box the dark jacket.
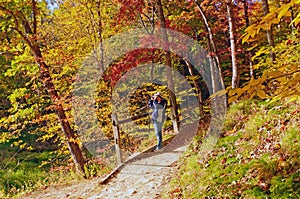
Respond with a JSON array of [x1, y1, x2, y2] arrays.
[[148, 98, 167, 123]]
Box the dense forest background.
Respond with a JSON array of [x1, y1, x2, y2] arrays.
[[0, 0, 299, 197]]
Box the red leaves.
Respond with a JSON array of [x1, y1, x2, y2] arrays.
[[116, 0, 145, 25], [169, 186, 182, 198], [258, 180, 270, 191], [103, 28, 192, 87], [104, 48, 156, 87], [286, 39, 292, 45], [221, 157, 227, 164]]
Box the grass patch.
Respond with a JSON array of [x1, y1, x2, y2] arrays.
[[0, 143, 111, 198], [0, 148, 55, 198], [166, 97, 300, 198]]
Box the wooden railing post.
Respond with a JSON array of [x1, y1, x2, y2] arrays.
[[112, 113, 122, 165]]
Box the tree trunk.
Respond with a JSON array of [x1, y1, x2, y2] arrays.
[[261, 0, 275, 62], [96, 0, 105, 73], [184, 59, 204, 117], [5, 2, 87, 176], [206, 36, 217, 94], [194, 0, 225, 93], [26, 43, 86, 176], [243, 0, 254, 78], [156, 0, 179, 133], [84, 0, 105, 73], [38, 55, 86, 175], [226, 1, 239, 88], [290, 2, 295, 35]]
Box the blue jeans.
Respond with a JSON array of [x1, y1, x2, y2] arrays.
[[153, 121, 163, 149]]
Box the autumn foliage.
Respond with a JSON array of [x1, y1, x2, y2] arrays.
[[0, 0, 300, 197]]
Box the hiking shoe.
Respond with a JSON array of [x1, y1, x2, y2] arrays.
[[153, 147, 164, 152]]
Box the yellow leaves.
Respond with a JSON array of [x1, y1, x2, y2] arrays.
[[13, 140, 23, 147], [242, 1, 298, 44], [278, 4, 291, 21], [267, 71, 283, 79], [228, 75, 270, 103], [0, 133, 8, 144], [229, 66, 300, 104], [263, 12, 277, 25], [277, 76, 287, 84], [209, 89, 227, 99], [69, 137, 82, 145], [242, 24, 261, 43], [246, 44, 258, 52], [256, 89, 266, 99], [293, 72, 300, 80], [39, 160, 51, 168], [251, 47, 269, 63], [228, 94, 239, 104], [291, 13, 300, 26]]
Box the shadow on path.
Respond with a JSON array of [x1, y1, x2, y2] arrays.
[[89, 122, 198, 199]]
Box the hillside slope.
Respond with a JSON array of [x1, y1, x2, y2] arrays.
[[166, 98, 300, 198]]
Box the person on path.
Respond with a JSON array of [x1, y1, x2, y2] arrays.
[[148, 92, 167, 150]]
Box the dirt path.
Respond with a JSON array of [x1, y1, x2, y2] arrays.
[[89, 143, 189, 199], [21, 123, 197, 199]]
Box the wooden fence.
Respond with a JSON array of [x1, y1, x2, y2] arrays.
[[112, 112, 150, 165], [111, 103, 196, 165]]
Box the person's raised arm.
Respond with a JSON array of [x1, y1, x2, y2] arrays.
[[148, 97, 154, 108]]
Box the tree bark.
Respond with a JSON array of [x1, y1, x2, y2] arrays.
[[226, 1, 239, 88], [194, 0, 225, 93], [38, 53, 86, 175], [261, 0, 275, 62], [206, 37, 217, 93], [243, 0, 254, 78], [26, 42, 86, 176], [184, 59, 204, 117], [96, 0, 105, 73], [156, 0, 179, 133], [2, 2, 86, 176]]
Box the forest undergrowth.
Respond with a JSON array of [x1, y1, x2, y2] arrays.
[[1, 98, 299, 199], [165, 97, 300, 198]]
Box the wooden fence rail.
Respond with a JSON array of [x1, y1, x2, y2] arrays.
[[112, 104, 199, 165], [112, 112, 150, 165]]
